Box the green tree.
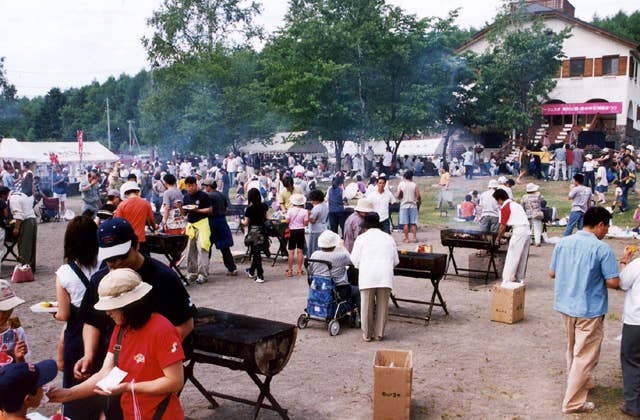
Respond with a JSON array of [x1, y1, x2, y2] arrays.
[[592, 10, 640, 44], [142, 0, 263, 66], [0, 56, 19, 137], [34, 88, 67, 140], [469, 3, 570, 139]]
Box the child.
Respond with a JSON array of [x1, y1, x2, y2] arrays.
[[285, 193, 309, 276], [0, 280, 29, 363], [612, 180, 624, 213], [0, 359, 58, 418], [459, 194, 475, 221]]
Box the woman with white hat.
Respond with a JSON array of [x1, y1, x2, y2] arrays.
[[285, 193, 309, 277], [521, 183, 545, 247], [49, 268, 186, 419]]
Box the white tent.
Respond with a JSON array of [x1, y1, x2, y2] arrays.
[[1, 138, 119, 163], [0, 138, 32, 161], [326, 137, 444, 157], [239, 132, 307, 154]]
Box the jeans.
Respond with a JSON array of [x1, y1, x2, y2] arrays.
[[329, 211, 346, 237], [541, 164, 550, 181], [249, 245, 264, 279], [564, 211, 584, 236], [584, 171, 595, 192], [622, 184, 632, 211], [464, 164, 473, 179], [380, 218, 391, 234]]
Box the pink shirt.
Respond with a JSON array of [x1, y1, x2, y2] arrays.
[[287, 206, 309, 230]]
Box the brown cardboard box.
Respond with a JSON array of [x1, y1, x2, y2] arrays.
[[373, 349, 413, 420], [490, 283, 526, 324]]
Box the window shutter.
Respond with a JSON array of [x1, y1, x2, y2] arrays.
[[562, 60, 570, 78], [619, 56, 628, 76], [584, 58, 593, 77], [594, 58, 603, 76]]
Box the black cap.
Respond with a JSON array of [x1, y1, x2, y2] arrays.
[[0, 360, 57, 413]]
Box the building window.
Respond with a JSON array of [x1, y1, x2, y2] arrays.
[[570, 58, 585, 77], [603, 55, 619, 75]]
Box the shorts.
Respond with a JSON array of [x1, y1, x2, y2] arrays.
[[287, 229, 306, 250], [399, 207, 418, 225], [53, 192, 67, 202], [595, 185, 608, 193]]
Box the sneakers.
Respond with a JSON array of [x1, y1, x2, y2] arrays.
[[226, 270, 238, 276], [255, 277, 265, 283], [245, 268, 256, 279], [187, 273, 198, 283], [195, 275, 208, 284]]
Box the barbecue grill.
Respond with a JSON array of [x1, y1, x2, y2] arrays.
[[440, 228, 501, 282], [391, 252, 448, 323], [186, 307, 297, 419], [143, 233, 189, 285]]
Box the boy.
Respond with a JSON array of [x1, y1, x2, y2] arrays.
[[0, 280, 29, 363], [0, 359, 58, 418]]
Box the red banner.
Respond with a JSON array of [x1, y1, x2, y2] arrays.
[[541, 102, 622, 115]]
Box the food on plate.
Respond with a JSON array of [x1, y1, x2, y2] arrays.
[[39, 301, 57, 308], [182, 204, 197, 211]]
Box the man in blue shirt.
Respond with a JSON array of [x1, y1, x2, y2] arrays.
[[549, 206, 622, 414], [52, 166, 69, 214]]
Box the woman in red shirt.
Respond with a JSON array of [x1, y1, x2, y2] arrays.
[[49, 268, 185, 419]]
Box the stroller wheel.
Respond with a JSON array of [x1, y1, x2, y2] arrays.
[[328, 319, 341, 336], [297, 314, 309, 329]]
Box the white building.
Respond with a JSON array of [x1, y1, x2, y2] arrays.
[[458, 0, 640, 143]]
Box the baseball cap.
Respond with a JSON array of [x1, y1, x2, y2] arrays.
[[488, 180, 499, 189], [107, 189, 121, 198], [0, 360, 57, 413], [0, 280, 25, 311], [119, 181, 140, 197], [97, 218, 136, 261], [497, 176, 508, 184]]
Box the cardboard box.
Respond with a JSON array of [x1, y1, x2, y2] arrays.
[[373, 349, 413, 420], [490, 283, 525, 324]]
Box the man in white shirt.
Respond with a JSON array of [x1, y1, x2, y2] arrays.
[[366, 176, 396, 234], [226, 153, 238, 187], [462, 147, 475, 180], [618, 246, 640, 417], [493, 188, 530, 284], [396, 170, 420, 243], [382, 148, 393, 175], [365, 146, 375, 177], [8, 191, 37, 269], [478, 180, 500, 233]]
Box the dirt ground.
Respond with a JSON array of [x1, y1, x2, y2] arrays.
[[7, 177, 636, 420]]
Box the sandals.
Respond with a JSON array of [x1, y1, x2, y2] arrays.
[[297, 269, 305, 276], [362, 334, 372, 342], [285, 270, 294, 277]]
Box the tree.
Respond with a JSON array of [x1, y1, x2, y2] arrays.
[[469, 2, 570, 139], [0, 57, 19, 137], [142, 0, 263, 66], [592, 10, 640, 44], [34, 88, 67, 140]]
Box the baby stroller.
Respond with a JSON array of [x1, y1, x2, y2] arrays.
[[297, 259, 360, 336]]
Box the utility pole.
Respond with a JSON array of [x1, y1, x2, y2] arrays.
[[106, 97, 111, 150], [128, 120, 133, 151]]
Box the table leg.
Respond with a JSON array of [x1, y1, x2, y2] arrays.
[[390, 292, 400, 309], [431, 278, 448, 315], [248, 373, 289, 420], [448, 247, 459, 275], [184, 360, 220, 409]]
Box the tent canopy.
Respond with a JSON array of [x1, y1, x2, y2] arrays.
[[288, 140, 327, 154], [1, 138, 119, 163], [239, 132, 307, 154]]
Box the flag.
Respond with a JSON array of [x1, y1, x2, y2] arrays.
[[77, 130, 84, 162], [49, 152, 59, 165]]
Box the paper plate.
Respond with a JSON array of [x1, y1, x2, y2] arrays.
[[30, 302, 58, 313]]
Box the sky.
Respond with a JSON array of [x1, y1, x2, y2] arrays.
[[1, 0, 637, 98]]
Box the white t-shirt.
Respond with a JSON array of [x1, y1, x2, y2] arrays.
[[56, 262, 100, 307], [397, 180, 418, 209], [382, 151, 392, 167], [583, 161, 595, 172], [367, 189, 396, 222], [620, 259, 640, 325], [596, 166, 608, 187]]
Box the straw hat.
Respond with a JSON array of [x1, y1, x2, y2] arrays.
[[525, 183, 539, 193], [318, 230, 340, 248], [488, 180, 499, 189], [120, 181, 140, 197], [497, 176, 508, 184], [94, 268, 152, 311], [354, 198, 374, 213], [290, 193, 306, 206]]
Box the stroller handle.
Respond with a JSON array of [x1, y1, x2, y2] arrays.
[[306, 258, 333, 270]]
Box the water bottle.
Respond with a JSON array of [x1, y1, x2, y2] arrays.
[[626, 225, 630, 235]]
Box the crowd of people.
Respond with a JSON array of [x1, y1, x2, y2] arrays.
[[4, 138, 640, 418]]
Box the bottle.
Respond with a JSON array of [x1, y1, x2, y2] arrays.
[[626, 225, 630, 235]]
